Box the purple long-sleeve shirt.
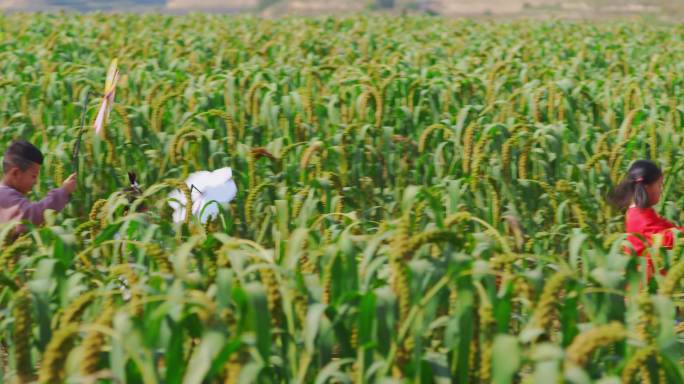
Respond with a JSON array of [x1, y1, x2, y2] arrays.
[[0, 184, 69, 226]]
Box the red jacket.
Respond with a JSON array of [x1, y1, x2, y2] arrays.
[[625, 207, 683, 278]]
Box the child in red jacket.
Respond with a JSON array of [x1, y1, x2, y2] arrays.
[[608, 160, 682, 278]]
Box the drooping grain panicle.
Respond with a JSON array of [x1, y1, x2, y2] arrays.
[[80, 300, 116, 376], [660, 258, 684, 295], [38, 324, 80, 384], [60, 291, 97, 326], [529, 271, 570, 332], [621, 346, 658, 384], [565, 322, 627, 367], [13, 287, 33, 382]]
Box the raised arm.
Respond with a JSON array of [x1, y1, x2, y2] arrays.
[[13, 187, 70, 226], [0, 173, 77, 226]]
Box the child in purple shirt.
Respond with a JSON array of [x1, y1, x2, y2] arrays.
[[0, 140, 77, 228]]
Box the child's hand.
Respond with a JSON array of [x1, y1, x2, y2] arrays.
[[63, 173, 77, 194]]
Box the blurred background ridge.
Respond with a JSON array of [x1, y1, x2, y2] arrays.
[[0, 0, 681, 20]]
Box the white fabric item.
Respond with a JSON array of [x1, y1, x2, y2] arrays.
[[168, 167, 238, 224]]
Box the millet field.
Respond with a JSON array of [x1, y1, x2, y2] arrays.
[[1, 13, 684, 383]]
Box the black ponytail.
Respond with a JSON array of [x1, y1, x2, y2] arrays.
[[607, 159, 662, 209]]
